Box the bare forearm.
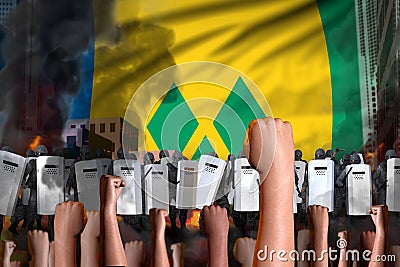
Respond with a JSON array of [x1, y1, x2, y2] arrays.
[[101, 207, 127, 266], [81, 236, 98, 267], [312, 230, 328, 267], [49, 241, 55, 267], [369, 231, 385, 267], [254, 170, 295, 267], [3, 259, 11, 267], [172, 250, 184, 267], [297, 245, 309, 267], [151, 236, 169, 267], [208, 236, 228, 267], [55, 235, 76, 267], [127, 257, 143, 267]]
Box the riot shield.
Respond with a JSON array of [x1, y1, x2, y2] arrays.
[[115, 159, 143, 215], [0, 151, 26, 215], [176, 160, 198, 209], [98, 158, 112, 175], [386, 158, 400, 211], [233, 158, 259, 212], [346, 164, 371, 215], [196, 155, 226, 209], [75, 159, 102, 211], [37, 156, 64, 215], [295, 161, 306, 203], [307, 159, 334, 211], [144, 164, 169, 214]]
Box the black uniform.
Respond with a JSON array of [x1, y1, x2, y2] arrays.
[[167, 161, 188, 231], [373, 161, 387, 205], [25, 159, 42, 231], [333, 156, 350, 218]]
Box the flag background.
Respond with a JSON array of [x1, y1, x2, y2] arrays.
[[79, 0, 363, 160]]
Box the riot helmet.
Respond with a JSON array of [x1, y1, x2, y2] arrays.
[[143, 152, 155, 165], [127, 153, 137, 160], [26, 149, 35, 157], [314, 148, 325, 159], [80, 145, 92, 160], [385, 149, 397, 160], [159, 150, 170, 159], [36, 145, 48, 156], [341, 154, 351, 166], [325, 150, 334, 159], [117, 147, 125, 160], [96, 148, 106, 158], [295, 149, 303, 161], [1, 146, 13, 153], [208, 151, 218, 158], [237, 150, 247, 159], [350, 153, 361, 164]]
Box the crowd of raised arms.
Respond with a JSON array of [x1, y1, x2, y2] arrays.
[[0, 118, 399, 267]]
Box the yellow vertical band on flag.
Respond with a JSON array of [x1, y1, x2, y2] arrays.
[[91, 0, 332, 159]]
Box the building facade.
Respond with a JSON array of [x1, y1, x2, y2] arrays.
[[376, 0, 400, 162], [355, 0, 379, 153], [89, 117, 138, 159], [64, 117, 138, 159]]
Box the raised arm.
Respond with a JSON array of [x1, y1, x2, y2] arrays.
[[150, 208, 169, 267], [244, 118, 295, 267], [99, 175, 128, 267]]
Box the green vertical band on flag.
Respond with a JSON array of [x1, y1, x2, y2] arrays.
[[317, 0, 363, 151]]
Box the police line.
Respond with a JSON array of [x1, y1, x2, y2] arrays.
[[2, 150, 399, 218]]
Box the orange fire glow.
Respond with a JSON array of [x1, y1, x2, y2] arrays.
[[186, 210, 200, 229], [29, 136, 42, 151], [364, 143, 384, 171]]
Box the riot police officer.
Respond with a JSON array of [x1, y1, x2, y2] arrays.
[[141, 152, 155, 231], [301, 148, 325, 206], [336, 153, 362, 224], [154, 150, 169, 164], [108, 147, 141, 231], [25, 145, 48, 232], [295, 149, 303, 162], [1, 146, 13, 153], [166, 150, 189, 233], [315, 148, 326, 159], [0, 146, 14, 234], [143, 152, 155, 165], [127, 152, 137, 160], [96, 148, 106, 158], [373, 149, 397, 205], [214, 153, 233, 218], [8, 149, 36, 236], [294, 149, 307, 223], [107, 147, 124, 174], [332, 154, 351, 218], [232, 151, 259, 238], [325, 149, 334, 159], [66, 145, 92, 201]]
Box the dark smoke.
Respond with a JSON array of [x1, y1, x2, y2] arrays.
[[0, 0, 94, 154]]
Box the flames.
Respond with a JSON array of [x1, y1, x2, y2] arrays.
[[364, 143, 385, 171], [29, 136, 42, 151], [186, 210, 200, 229]]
